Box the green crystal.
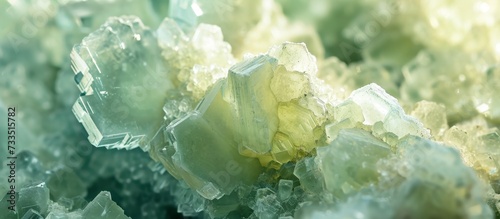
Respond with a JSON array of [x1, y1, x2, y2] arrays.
[[46, 167, 86, 202], [3, 0, 500, 218], [17, 183, 50, 217], [154, 81, 262, 199], [410, 100, 449, 137], [317, 129, 391, 198], [71, 16, 173, 150], [225, 55, 279, 155], [293, 157, 324, 194], [387, 136, 492, 218], [81, 191, 130, 219], [21, 209, 43, 219], [278, 179, 293, 200]]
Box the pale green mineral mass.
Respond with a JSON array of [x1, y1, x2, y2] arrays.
[[278, 179, 294, 200], [298, 134, 492, 219], [81, 191, 130, 219], [20, 209, 44, 219], [46, 167, 86, 202], [350, 83, 429, 139], [151, 81, 262, 200], [225, 55, 279, 155], [293, 157, 324, 194], [223, 42, 332, 165], [381, 136, 492, 219], [325, 99, 364, 141], [316, 129, 391, 199], [473, 66, 500, 124], [18, 0, 497, 217], [410, 100, 449, 137], [45, 201, 84, 219], [157, 17, 235, 101], [71, 16, 173, 150], [17, 183, 50, 217], [397, 0, 500, 58], [400, 50, 485, 123], [325, 83, 430, 144], [441, 117, 500, 182], [167, 0, 324, 58], [253, 188, 284, 219]]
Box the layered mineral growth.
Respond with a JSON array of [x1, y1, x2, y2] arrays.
[[71, 16, 173, 150], [67, 10, 498, 219], [149, 42, 330, 199], [4, 0, 500, 218], [152, 81, 263, 200]]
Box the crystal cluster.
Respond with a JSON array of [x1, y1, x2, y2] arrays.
[[1, 0, 500, 219]]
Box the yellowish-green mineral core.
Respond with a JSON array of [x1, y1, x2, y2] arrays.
[[2, 0, 500, 218]]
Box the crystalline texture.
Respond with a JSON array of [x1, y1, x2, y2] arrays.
[[382, 136, 492, 219], [293, 157, 324, 194], [71, 16, 173, 150], [81, 191, 130, 219], [17, 183, 50, 217], [225, 55, 279, 155], [157, 18, 235, 101], [410, 101, 448, 136], [348, 83, 430, 139], [168, 0, 200, 33], [154, 81, 262, 200], [316, 129, 391, 198]]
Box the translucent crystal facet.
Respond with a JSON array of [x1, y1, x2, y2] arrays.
[[226, 55, 279, 155], [317, 129, 391, 198], [157, 81, 262, 200], [71, 16, 173, 150], [81, 191, 130, 219]]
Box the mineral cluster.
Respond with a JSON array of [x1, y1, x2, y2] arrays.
[[1, 0, 500, 219]]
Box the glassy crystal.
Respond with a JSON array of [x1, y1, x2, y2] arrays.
[[157, 17, 235, 101], [81, 191, 130, 219], [71, 16, 173, 149], [349, 83, 430, 139], [153, 81, 262, 200], [225, 55, 279, 155], [472, 66, 500, 124], [21, 209, 43, 219], [293, 157, 324, 194], [4, 0, 500, 218], [317, 129, 390, 199], [410, 100, 448, 137], [17, 183, 50, 217]]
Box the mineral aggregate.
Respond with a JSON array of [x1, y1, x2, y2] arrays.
[[0, 0, 500, 219]]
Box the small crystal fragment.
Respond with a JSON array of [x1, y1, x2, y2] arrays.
[[17, 183, 50, 217], [278, 179, 293, 200], [293, 157, 324, 194], [81, 191, 130, 219], [317, 129, 390, 198], [410, 101, 448, 136], [348, 83, 430, 139], [21, 209, 43, 219]]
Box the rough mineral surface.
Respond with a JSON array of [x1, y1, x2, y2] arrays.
[[1, 0, 500, 219]]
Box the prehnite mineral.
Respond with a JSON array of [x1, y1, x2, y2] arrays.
[[1, 0, 500, 219]]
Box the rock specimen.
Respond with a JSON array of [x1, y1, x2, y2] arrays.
[[1, 0, 500, 218]]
